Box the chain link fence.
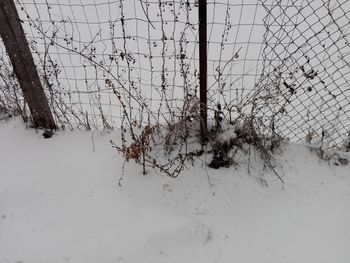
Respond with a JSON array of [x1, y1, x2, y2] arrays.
[[0, 0, 349, 150], [253, 0, 350, 150]]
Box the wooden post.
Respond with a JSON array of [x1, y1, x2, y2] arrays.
[[199, 0, 207, 140], [0, 0, 56, 129]]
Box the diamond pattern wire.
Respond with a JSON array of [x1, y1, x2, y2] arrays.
[[253, 0, 350, 149]]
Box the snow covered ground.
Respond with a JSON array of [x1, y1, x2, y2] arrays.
[[1, 118, 350, 263]]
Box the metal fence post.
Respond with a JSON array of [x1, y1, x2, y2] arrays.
[[199, 0, 207, 140], [0, 0, 56, 129]]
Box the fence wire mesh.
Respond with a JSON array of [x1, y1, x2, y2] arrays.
[[0, 0, 350, 150], [253, 0, 350, 150], [1, 0, 267, 128]]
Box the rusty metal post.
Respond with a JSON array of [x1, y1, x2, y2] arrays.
[[199, 0, 207, 140], [0, 0, 56, 129]]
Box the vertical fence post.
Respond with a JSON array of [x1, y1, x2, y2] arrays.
[[0, 0, 56, 129], [199, 0, 207, 140]]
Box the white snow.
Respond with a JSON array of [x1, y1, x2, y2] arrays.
[[1, 118, 350, 263]]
